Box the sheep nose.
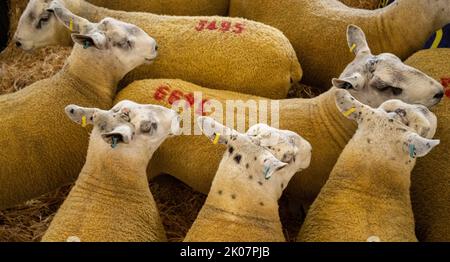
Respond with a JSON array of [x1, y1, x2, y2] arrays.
[[434, 91, 444, 100], [155, 44, 158, 51], [15, 41, 22, 48]]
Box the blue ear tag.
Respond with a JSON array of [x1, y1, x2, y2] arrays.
[[409, 144, 416, 158], [83, 40, 90, 49], [263, 165, 271, 180], [111, 136, 118, 149]]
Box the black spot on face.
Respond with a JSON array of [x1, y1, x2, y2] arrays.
[[389, 119, 394, 122], [231, 194, 236, 199], [234, 154, 242, 164], [254, 157, 257, 161], [281, 183, 284, 189], [228, 146, 234, 154], [246, 163, 249, 169], [248, 175, 253, 180], [259, 202, 264, 206], [218, 190, 222, 195], [258, 181, 263, 186]]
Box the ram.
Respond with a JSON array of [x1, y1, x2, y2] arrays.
[[229, 0, 450, 90], [298, 90, 439, 242], [184, 117, 311, 241], [13, 0, 301, 99], [0, 13, 157, 209], [43, 101, 179, 242], [405, 48, 450, 242]]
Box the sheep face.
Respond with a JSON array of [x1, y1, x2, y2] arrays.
[[64, 100, 180, 150], [379, 100, 437, 139], [14, 0, 68, 50], [14, 0, 158, 71], [332, 25, 444, 108], [197, 116, 311, 191], [335, 89, 440, 159]]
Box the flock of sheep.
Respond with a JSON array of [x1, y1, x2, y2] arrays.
[[0, 0, 449, 242]]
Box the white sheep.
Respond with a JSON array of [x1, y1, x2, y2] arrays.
[[42, 100, 180, 242], [184, 117, 311, 242], [13, 0, 302, 99], [0, 14, 157, 209], [298, 89, 439, 242]]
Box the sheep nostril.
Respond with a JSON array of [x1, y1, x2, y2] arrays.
[[155, 45, 158, 51], [15, 41, 22, 48], [434, 91, 444, 99]]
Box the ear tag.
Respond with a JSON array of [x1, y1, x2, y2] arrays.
[[409, 144, 416, 159], [69, 18, 74, 32], [83, 40, 90, 49], [81, 115, 87, 128], [213, 133, 221, 145], [349, 43, 356, 53], [111, 136, 118, 149], [343, 107, 356, 117], [263, 165, 271, 180]]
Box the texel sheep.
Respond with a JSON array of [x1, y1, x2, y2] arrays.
[[298, 90, 439, 242], [114, 26, 443, 212], [42, 100, 180, 242], [229, 0, 450, 90], [13, 0, 301, 99], [184, 117, 311, 242], [0, 13, 157, 209], [405, 48, 450, 242]]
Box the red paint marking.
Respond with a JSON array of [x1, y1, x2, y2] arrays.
[[207, 21, 218, 31], [195, 20, 244, 34], [233, 23, 245, 34], [219, 21, 231, 32], [154, 85, 170, 100], [195, 20, 208, 31], [441, 77, 450, 98], [153, 85, 211, 115]]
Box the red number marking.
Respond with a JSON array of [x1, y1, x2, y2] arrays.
[[183, 92, 195, 107], [154, 85, 169, 100], [207, 21, 218, 31], [220, 21, 231, 32], [195, 20, 208, 31], [168, 90, 183, 105], [232, 23, 245, 34], [442, 77, 450, 98]]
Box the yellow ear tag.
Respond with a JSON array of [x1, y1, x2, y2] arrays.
[[81, 115, 87, 128], [349, 43, 356, 53], [69, 18, 74, 32], [343, 107, 356, 117], [213, 133, 221, 145]]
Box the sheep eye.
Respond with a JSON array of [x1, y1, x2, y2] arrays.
[[392, 87, 403, 96], [36, 15, 50, 29]]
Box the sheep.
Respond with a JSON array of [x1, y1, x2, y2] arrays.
[[297, 89, 439, 242], [113, 25, 444, 207], [229, 0, 450, 90], [42, 100, 180, 242], [13, 0, 302, 99], [403, 48, 450, 242], [0, 13, 157, 210], [183, 117, 312, 242]]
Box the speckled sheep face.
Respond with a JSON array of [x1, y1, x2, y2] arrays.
[[14, 0, 158, 70], [379, 100, 437, 139], [14, 0, 68, 50], [335, 89, 440, 159], [333, 25, 444, 108], [64, 100, 180, 149], [197, 117, 311, 189]]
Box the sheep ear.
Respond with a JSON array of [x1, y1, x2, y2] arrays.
[[332, 72, 365, 91], [263, 156, 288, 180], [65, 105, 97, 126], [347, 24, 371, 56], [197, 116, 236, 145], [404, 133, 440, 158], [101, 125, 133, 147], [47, 1, 93, 34], [334, 89, 371, 122], [71, 32, 107, 50]]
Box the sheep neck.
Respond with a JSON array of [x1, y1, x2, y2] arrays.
[[62, 46, 121, 102]]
